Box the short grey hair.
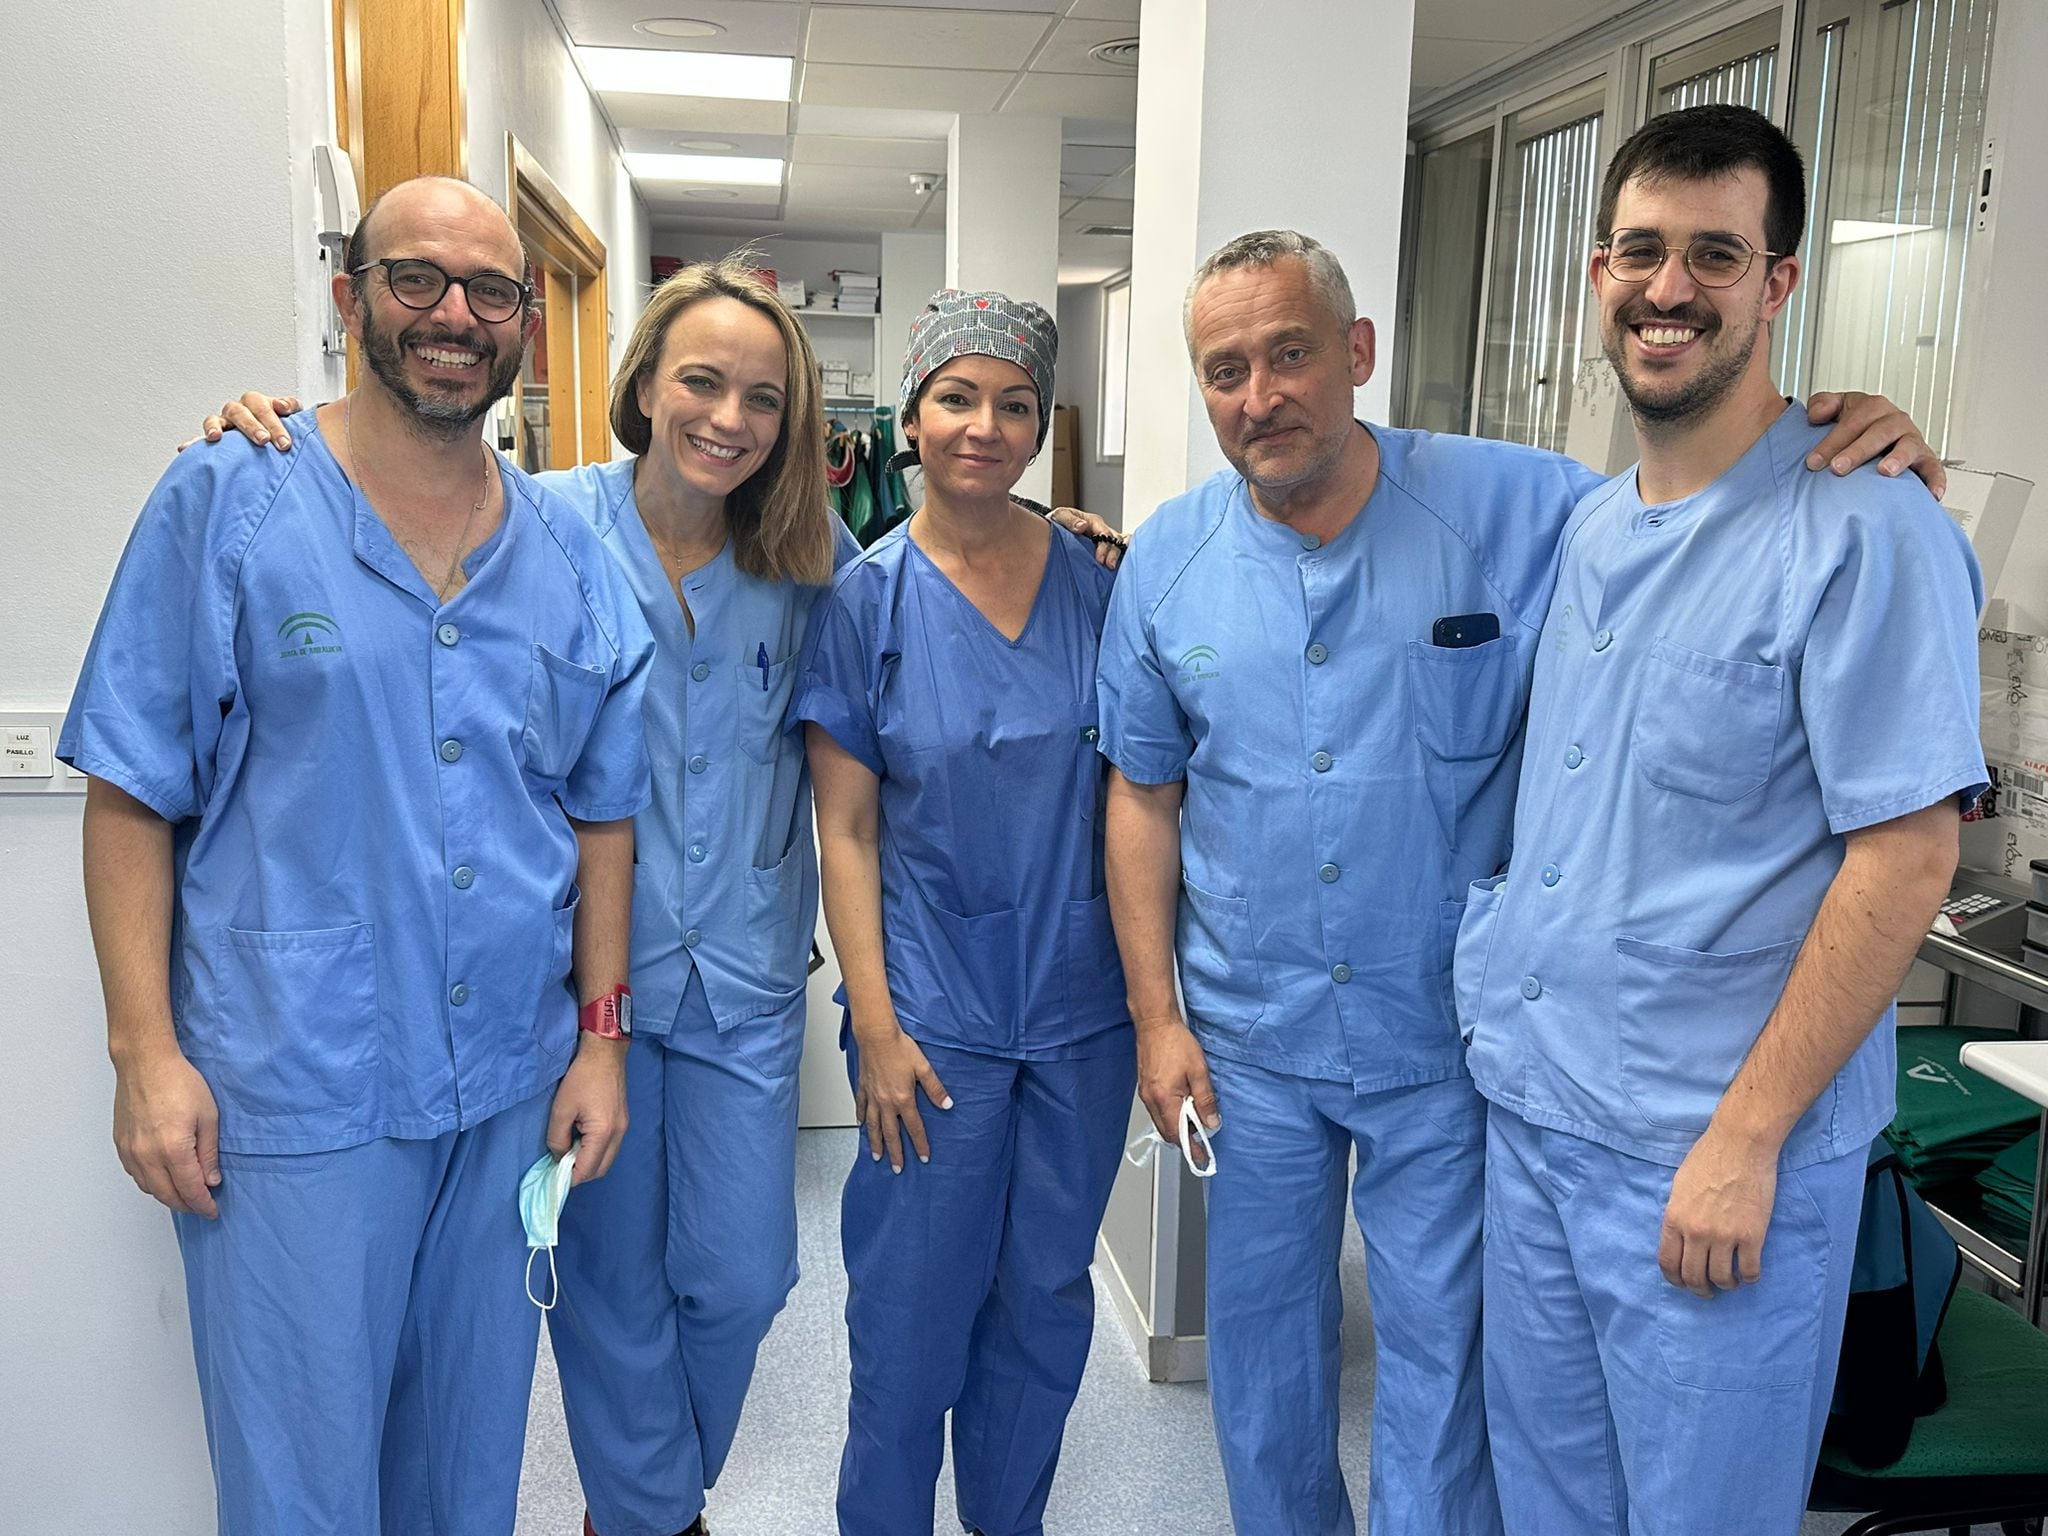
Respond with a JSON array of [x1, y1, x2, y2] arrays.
[[1182, 229, 1356, 348]]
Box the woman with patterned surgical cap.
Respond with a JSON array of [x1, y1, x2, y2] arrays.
[[793, 289, 1136, 1536]]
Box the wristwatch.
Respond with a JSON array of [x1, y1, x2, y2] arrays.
[[579, 984, 632, 1040]]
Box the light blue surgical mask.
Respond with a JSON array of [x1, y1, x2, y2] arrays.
[[519, 1140, 578, 1309]]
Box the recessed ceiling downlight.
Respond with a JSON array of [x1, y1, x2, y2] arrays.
[[634, 18, 727, 40]]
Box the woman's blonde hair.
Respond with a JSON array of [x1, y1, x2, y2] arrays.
[[609, 253, 834, 585]]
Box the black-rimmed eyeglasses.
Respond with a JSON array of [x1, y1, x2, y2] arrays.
[[1595, 231, 1781, 289], [351, 257, 532, 322]]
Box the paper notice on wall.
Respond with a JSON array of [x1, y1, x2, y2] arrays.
[[1974, 626, 2048, 878], [1944, 469, 2033, 595]]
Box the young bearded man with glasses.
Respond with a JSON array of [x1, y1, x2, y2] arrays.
[[1455, 105, 1987, 1533], [61, 176, 654, 1533]]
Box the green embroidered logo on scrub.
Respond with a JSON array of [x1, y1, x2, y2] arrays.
[[278, 611, 343, 659], [1179, 644, 1221, 682]]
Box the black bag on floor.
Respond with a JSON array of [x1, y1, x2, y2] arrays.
[[1825, 1144, 1961, 1468]]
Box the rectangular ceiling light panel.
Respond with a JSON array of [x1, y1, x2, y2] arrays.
[[578, 46, 792, 100]]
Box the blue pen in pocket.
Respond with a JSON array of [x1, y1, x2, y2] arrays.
[[757, 641, 771, 691]]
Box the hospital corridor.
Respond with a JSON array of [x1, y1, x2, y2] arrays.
[[8, 0, 2048, 1533]]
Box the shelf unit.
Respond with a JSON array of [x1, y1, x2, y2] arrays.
[[794, 309, 883, 411]]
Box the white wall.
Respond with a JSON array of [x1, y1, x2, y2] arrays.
[[1056, 281, 1128, 527], [881, 230, 947, 414], [466, 0, 653, 402], [0, 0, 341, 1527], [654, 232, 883, 301]]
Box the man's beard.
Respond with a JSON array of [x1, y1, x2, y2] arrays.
[[359, 302, 523, 439], [1604, 297, 1762, 429]]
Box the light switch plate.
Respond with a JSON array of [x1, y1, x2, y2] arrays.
[[0, 712, 85, 795]]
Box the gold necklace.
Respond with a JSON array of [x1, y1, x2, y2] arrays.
[[345, 394, 491, 601]]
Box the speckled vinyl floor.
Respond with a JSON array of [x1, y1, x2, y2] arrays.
[[512, 1127, 1961, 1535]]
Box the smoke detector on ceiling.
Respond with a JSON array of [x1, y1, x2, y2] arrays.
[[909, 173, 941, 197], [1088, 38, 1140, 69]]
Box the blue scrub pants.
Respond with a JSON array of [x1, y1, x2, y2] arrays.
[[175, 1087, 554, 1536], [551, 978, 803, 1536], [836, 1032, 1137, 1536], [1482, 1105, 1865, 1536], [1202, 1055, 1498, 1536]]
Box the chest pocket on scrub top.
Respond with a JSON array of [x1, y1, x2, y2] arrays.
[[524, 643, 609, 782], [737, 651, 800, 763], [1631, 638, 1783, 803], [1406, 633, 1523, 764]]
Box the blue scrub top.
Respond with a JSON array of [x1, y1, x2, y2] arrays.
[[61, 409, 655, 1155], [1096, 425, 1599, 1093], [792, 520, 1129, 1059], [547, 458, 858, 1034], [1459, 404, 1987, 1169]]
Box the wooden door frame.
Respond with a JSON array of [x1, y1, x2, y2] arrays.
[[507, 136, 610, 467]]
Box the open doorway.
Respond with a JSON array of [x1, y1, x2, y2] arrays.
[[507, 135, 611, 469]]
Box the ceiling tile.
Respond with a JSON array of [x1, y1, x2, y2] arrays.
[[1029, 17, 1141, 76], [809, 0, 1057, 10], [617, 126, 792, 157], [787, 162, 934, 208], [1410, 35, 1520, 95], [1060, 196, 1134, 229], [1062, 114, 1136, 148], [1414, 0, 1613, 46], [641, 194, 785, 221], [1089, 167, 1134, 200], [553, 0, 801, 55], [1064, 0, 1140, 20], [800, 63, 1012, 112], [601, 91, 792, 135], [1059, 142, 1131, 178], [775, 204, 927, 231], [792, 134, 948, 171], [803, 6, 1055, 71], [796, 103, 962, 138], [1001, 70, 1137, 120]]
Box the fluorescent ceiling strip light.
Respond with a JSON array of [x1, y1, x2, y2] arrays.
[[626, 153, 785, 188], [578, 46, 791, 101]]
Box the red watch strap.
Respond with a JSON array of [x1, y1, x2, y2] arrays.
[[579, 984, 632, 1039]]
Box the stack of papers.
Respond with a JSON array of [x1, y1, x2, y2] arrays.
[[833, 270, 879, 314], [1884, 1029, 2041, 1187], [776, 278, 807, 309]]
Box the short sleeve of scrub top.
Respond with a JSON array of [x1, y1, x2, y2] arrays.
[[790, 564, 887, 776], [1096, 526, 1197, 786], [534, 491, 658, 824], [62, 440, 254, 821], [1794, 494, 1988, 832]]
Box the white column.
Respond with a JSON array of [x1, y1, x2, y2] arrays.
[[879, 230, 946, 412], [1122, 0, 1417, 530], [946, 112, 1063, 500]]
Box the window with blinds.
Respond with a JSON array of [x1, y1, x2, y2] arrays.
[[1649, 12, 1783, 116], [1786, 0, 1997, 454], [1475, 88, 1606, 453]]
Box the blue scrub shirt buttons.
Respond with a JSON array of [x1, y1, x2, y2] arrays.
[[436, 623, 460, 647], [1593, 629, 1614, 652], [449, 983, 470, 1006], [689, 754, 708, 774], [1306, 642, 1329, 665], [684, 928, 702, 948], [1319, 863, 1340, 883], [688, 843, 706, 863], [1565, 745, 1584, 769], [1312, 751, 1333, 772], [1540, 864, 1560, 887], [1520, 975, 1542, 1000], [1330, 963, 1352, 983], [691, 662, 711, 682], [451, 866, 475, 889], [438, 739, 463, 763], [1300, 533, 1321, 550]]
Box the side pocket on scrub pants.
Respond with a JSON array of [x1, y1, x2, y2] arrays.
[[524, 644, 609, 783], [1176, 876, 1264, 1035], [210, 923, 380, 1119], [1614, 932, 1802, 1136]]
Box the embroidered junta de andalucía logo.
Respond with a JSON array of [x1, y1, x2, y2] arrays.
[[278, 611, 343, 659]]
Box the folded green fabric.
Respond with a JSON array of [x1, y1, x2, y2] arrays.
[[1883, 1030, 2039, 1187], [1975, 1130, 2040, 1249]]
